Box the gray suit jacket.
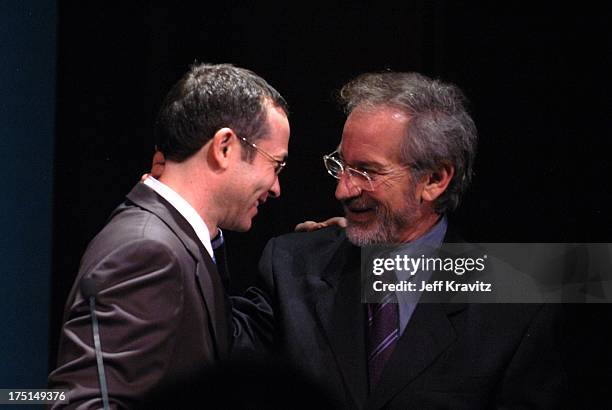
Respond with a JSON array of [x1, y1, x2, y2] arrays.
[[49, 183, 229, 409]]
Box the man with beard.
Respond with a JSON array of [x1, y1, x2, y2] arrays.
[[232, 72, 565, 409]]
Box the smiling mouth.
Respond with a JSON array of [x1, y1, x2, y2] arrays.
[[346, 206, 373, 213], [343, 197, 377, 216], [251, 197, 266, 214], [344, 205, 377, 222]]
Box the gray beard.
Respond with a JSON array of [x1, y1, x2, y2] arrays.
[[345, 202, 416, 246], [343, 179, 420, 246]]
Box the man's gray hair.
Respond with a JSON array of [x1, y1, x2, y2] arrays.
[[338, 71, 477, 213]]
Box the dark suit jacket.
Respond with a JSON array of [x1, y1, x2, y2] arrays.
[[49, 183, 229, 409], [232, 226, 566, 409]]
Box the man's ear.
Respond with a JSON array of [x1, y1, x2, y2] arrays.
[[208, 127, 237, 170], [420, 163, 455, 202]]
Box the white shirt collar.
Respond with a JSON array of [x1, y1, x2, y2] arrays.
[[143, 176, 214, 260]]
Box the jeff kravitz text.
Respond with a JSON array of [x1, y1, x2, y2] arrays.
[[373, 280, 492, 293], [369, 254, 493, 294]]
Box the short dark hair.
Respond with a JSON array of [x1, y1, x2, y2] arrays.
[[155, 63, 289, 162], [338, 71, 477, 213]]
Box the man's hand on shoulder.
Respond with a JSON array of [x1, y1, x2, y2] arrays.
[[141, 151, 166, 181], [294, 217, 347, 232]]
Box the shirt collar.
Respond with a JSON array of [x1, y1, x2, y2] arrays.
[[410, 215, 448, 248], [393, 215, 448, 280], [143, 176, 214, 259], [394, 215, 448, 334]]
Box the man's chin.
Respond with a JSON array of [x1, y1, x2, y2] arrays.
[[345, 222, 387, 247], [220, 219, 252, 233], [238, 220, 253, 232]]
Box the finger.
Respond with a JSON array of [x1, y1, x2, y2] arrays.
[[322, 216, 347, 228], [150, 151, 166, 178], [294, 221, 318, 232]]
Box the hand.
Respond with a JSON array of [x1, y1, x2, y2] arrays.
[[140, 151, 166, 181], [294, 217, 347, 232]]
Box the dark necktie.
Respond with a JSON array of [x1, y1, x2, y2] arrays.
[[211, 232, 230, 291], [366, 290, 399, 390]]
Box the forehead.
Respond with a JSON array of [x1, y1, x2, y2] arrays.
[[339, 105, 410, 166], [258, 104, 290, 156]]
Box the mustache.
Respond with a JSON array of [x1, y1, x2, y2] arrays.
[[342, 197, 378, 210]]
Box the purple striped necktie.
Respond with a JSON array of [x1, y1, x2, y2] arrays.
[[367, 291, 399, 390]]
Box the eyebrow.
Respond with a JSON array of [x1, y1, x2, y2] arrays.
[[338, 153, 385, 170], [351, 160, 386, 169]]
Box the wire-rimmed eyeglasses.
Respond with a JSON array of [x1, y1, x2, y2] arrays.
[[239, 136, 286, 175], [323, 150, 377, 191], [323, 150, 414, 192]]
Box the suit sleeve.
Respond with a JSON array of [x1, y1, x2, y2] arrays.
[[495, 304, 568, 409], [230, 237, 277, 356], [48, 239, 183, 409]]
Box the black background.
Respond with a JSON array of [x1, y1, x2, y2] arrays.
[[51, 2, 611, 407]]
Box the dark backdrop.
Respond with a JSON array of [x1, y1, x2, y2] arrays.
[[51, 2, 611, 406], [2, 0, 55, 395]]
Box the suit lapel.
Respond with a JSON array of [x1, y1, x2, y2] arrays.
[[315, 241, 369, 409], [366, 303, 465, 410], [125, 183, 229, 359], [365, 221, 468, 409], [312, 221, 469, 409], [194, 245, 229, 359]]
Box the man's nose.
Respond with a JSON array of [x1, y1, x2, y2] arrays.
[[335, 172, 360, 201], [269, 175, 281, 198]]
